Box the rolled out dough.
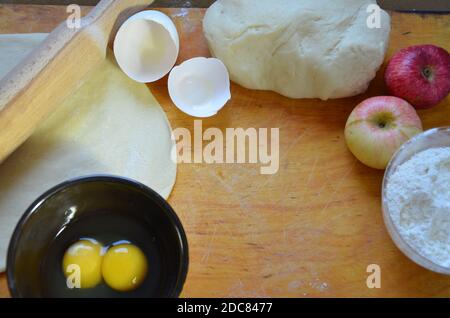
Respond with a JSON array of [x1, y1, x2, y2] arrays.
[[0, 34, 177, 271], [0, 33, 48, 78]]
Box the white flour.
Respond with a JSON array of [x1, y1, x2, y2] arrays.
[[386, 147, 450, 268]]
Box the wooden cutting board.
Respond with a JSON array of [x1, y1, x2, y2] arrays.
[[0, 4, 449, 297]]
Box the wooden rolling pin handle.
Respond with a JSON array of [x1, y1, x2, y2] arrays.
[[0, 0, 153, 164]]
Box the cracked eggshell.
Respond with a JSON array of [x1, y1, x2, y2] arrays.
[[168, 57, 231, 117], [114, 10, 179, 83]]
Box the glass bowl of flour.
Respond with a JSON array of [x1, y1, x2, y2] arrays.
[[382, 127, 450, 275]]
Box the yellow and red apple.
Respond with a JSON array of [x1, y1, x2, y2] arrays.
[[345, 96, 423, 169]]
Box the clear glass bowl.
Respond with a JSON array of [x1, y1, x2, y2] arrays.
[[382, 127, 450, 275]]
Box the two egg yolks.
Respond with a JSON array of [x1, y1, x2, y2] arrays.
[[62, 240, 148, 291]]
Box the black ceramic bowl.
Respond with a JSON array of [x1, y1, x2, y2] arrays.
[[7, 175, 188, 298]]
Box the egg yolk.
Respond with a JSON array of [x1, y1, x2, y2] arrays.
[[101, 243, 148, 292], [62, 239, 103, 289]]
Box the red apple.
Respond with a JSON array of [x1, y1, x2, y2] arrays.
[[385, 45, 450, 109], [345, 96, 423, 169]]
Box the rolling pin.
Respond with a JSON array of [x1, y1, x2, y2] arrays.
[[0, 0, 154, 163]]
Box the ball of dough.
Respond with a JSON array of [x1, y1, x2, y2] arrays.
[[203, 0, 391, 100]]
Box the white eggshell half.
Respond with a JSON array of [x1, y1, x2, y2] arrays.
[[168, 57, 231, 117], [114, 10, 179, 83]]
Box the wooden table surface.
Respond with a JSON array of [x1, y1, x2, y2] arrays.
[[0, 4, 449, 297]]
